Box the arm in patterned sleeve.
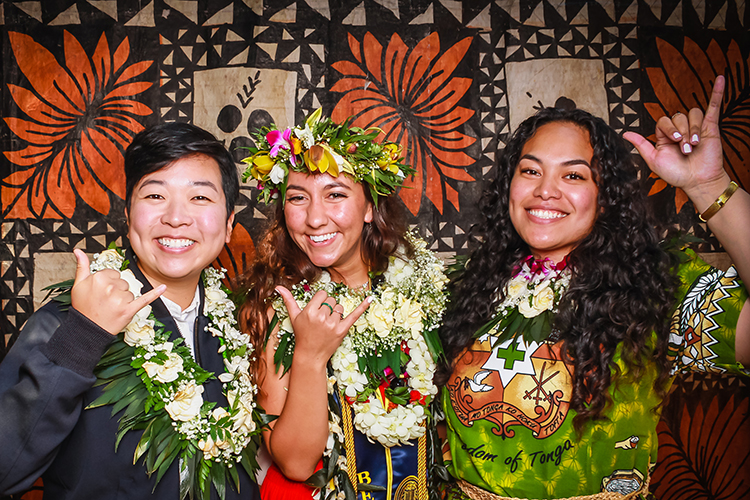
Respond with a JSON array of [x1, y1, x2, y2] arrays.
[[0, 303, 113, 494], [668, 249, 749, 376]]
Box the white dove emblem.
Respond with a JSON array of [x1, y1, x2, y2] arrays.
[[467, 370, 494, 392]]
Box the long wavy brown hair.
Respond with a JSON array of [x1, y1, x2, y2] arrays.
[[437, 108, 679, 432], [237, 176, 413, 377]]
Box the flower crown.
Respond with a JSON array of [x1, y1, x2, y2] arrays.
[[241, 109, 415, 204]]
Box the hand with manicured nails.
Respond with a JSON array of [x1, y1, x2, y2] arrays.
[[275, 286, 372, 366], [70, 249, 166, 335], [624, 75, 729, 211]]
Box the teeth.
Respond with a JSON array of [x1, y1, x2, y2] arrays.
[[528, 209, 567, 220], [310, 232, 336, 243], [159, 238, 195, 248]]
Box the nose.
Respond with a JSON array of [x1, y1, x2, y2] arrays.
[[160, 197, 192, 227], [305, 195, 327, 228], [534, 173, 561, 200]]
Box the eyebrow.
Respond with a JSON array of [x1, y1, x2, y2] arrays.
[[138, 179, 220, 191], [520, 153, 592, 169], [286, 181, 352, 191]]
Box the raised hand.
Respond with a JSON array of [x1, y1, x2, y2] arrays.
[[275, 286, 372, 365], [71, 249, 166, 335], [624, 75, 730, 205]]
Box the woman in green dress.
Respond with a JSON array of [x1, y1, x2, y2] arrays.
[[437, 76, 749, 499]]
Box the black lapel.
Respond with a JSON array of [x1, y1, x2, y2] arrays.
[[125, 249, 228, 407]]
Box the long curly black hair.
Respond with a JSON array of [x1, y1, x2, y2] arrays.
[[437, 107, 678, 432]]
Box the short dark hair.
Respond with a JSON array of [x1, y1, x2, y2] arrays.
[[124, 122, 239, 219]]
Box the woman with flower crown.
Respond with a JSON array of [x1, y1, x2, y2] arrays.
[[238, 110, 448, 500], [437, 76, 749, 500]]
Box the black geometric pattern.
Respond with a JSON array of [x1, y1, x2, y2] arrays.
[[1, 0, 747, 351]]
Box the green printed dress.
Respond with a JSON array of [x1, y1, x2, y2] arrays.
[[443, 250, 747, 499]]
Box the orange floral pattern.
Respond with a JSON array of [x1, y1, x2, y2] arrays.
[[2, 31, 153, 219], [331, 32, 477, 215], [213, 223, 256, 287], [643, 37, 750, 214]]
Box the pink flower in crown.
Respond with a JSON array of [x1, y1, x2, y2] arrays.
[[266, 128, 302, 166]]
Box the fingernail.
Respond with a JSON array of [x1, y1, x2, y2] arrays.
[[366, 295, 374, 303], [692, 134, 699, 144], [673, 132, 682, 140], [683, 143, 692, 154]]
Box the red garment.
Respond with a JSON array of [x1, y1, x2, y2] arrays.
[[261, 461, 322, 500]]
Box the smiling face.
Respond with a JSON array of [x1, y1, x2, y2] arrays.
[[127, 155, 233, 301], [283, 171, 373, 286], [509, 121, 599, 263]]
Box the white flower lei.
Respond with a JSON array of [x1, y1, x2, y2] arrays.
[[476, 256, 571, 345], [272, 234, 447, 447], [88, 248, 262, 498]]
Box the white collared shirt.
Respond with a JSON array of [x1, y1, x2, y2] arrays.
[[160, 288, 201, 358]]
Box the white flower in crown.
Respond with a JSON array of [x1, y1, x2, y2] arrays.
[[294, 123, 315, 148], [166, 381, 204, 422], [269, 164, 285, 184], [143, 351, 183, 383]]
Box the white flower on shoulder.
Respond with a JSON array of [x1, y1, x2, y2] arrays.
[[386, 257, 414, 285], [119, 269, 143, 297], [532, 281, 555, 311], [123, 308, 154, 347], [505, 277, 527, 302], [218, 355, 251, 383], [166, 382, 204, 421], [90, 249, 124, 272], [143, 352, 183, 383], [519, 281, 555, 318], [227, 388, 257, 434]]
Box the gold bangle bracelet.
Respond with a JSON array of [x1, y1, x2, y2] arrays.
[[699, 181, 739, 222]]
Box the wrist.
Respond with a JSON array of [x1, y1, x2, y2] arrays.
[[684, 175, 733, 214]]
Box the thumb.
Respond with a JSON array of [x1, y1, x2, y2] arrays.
[[623, 131, 656, 167], [73, 249, 91, 284], [275, 286, 302, 320]]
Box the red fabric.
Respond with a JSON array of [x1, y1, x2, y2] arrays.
[[261, 461, 322, 500]]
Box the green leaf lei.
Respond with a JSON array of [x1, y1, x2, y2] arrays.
[[50, 246, 267, 500], [269, 233, 447, 498]]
